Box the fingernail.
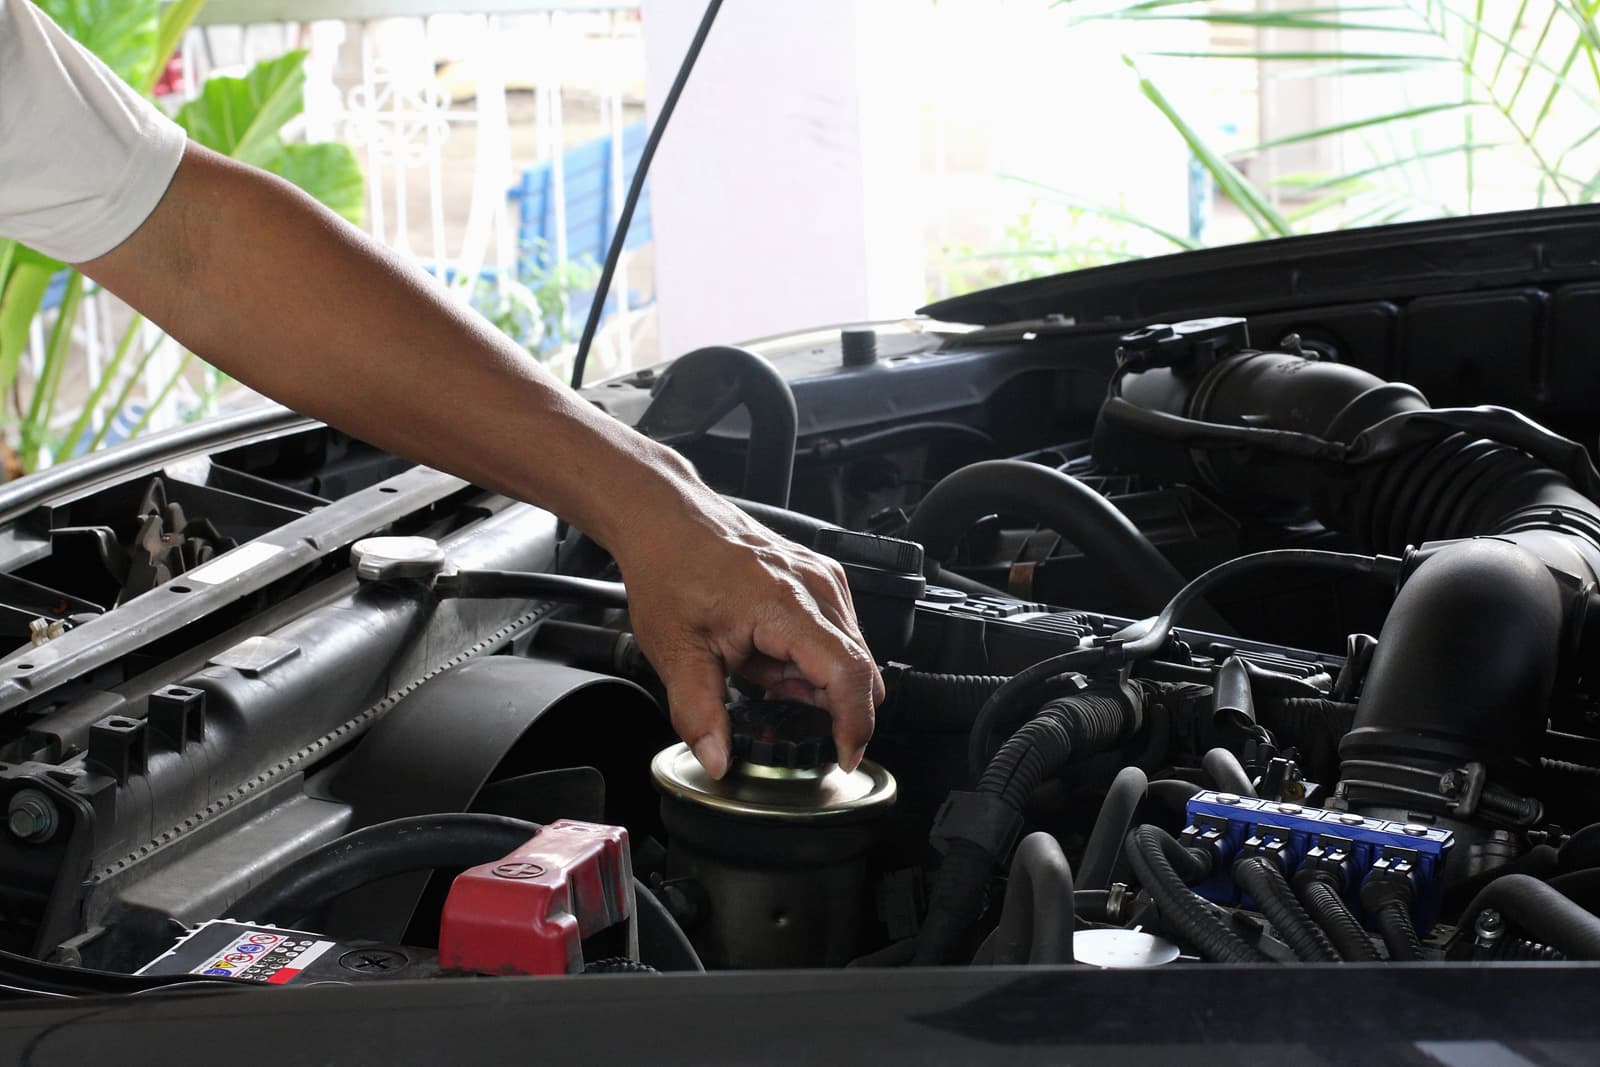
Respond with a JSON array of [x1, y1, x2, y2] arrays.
[[841, 744, 867, 773], [692, 735, 729, 780]]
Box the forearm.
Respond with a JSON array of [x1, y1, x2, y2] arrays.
[[78, 143, 690, 555]]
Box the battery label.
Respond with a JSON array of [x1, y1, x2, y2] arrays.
[[138, 920, 338, 985]]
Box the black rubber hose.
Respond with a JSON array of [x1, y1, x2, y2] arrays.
[[1202, 747, 1256, 797], [636, 345, 797, 507], [1293, 870, 1379, 962], [885, 670, 1008, 732], [906, 459, 1198, 620], [1147, 778, 1204, 816], [231, 814, 544, 926], [913, 687, 1143, 965], [1125, 825, 1268, 963], [1459, 874, 1600, 960], [1079, 766, 1149, 890], [991, 832, 1076, 965], [1233, 855, 1338, 962]]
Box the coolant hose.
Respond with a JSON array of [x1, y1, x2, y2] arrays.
[[1202, 747, 1256, 797], [1459, 873, 1600, 960], [1125, 825, 1268, 963], [912, 686, 1145, 965], [1232, 855, 1338, 962], [1079, 766, 1149, 890], [991, 832, 1077, 965], [905, 460, 1206, 620], [1293, 869, 1379, 962], [636, 345, 797, 507]]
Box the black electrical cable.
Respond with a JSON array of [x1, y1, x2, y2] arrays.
[[1293, 870, 1380, 962], [1124, 825, 1268, 963], [435, 568, 628, 609], [1232, 855, 1338, 962], [571, 0, 723, 388], [231, 814, 546, 927], [1079, 765, 1148, 891], [1360, 879, 1425, 962], [966, 548, 1398, 776]]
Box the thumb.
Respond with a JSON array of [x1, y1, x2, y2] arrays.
[[656, 648, 733, 779]]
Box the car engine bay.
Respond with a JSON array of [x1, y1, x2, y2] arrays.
[[8, 207, 1600, 995]]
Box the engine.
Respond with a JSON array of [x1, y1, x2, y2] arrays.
[[10, 268, 1600, 998]]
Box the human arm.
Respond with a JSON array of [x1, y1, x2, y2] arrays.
[[74, 142, 883, 775]]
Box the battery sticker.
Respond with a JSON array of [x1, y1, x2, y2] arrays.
[[137, 920, 338, 985], [184, 542, 284, 586]]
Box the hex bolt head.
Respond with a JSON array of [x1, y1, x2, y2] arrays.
[[7, 790, 58, 843]]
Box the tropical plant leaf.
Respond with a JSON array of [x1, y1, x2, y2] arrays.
[[999, 176, 1201, 250], [36, 0, 160, 88], [1125, 57, 1294, 238], [146, 0, 210, 92], [265, 143, 367, 226], [0, 246, 65, 395], [1250, 101, 1476, 152], [175, 50, 309, 168]]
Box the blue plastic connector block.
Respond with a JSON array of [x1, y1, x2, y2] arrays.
[[1182, 790, 1454, 932]]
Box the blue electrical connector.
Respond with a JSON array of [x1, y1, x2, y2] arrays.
[[1182, 790, 1454, 932]]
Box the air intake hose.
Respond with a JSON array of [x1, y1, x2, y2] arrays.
[[1094, 318, 1600, 826]]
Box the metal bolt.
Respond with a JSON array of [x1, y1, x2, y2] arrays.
[[1338, 813, 1365, 826], [1490, 830, 1514, 844], [7, 790, 57, 843], [1276, 804, 1303, 815], [1402, 824, 1429, 837], [1474, 908, 1505, 947], [1215, 793, 1241, 805], [338, 949, 406, 973]]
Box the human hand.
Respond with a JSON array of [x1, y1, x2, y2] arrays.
[[610, 479, 884, 779]]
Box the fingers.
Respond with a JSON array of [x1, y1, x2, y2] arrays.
[[749, 594, 879, 771], [654, 647, 733, 780]]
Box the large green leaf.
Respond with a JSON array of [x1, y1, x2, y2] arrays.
[[146, 0, 211, 92], [36, 0, 160, 88], [175, 50, 310, 168], [0, 246, 65, 394], [266, 143, 367, 226]]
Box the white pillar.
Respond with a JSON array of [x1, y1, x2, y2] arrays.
[[641, 0, 925, 359]]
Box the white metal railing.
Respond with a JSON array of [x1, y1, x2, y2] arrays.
[[36, 1, 649, 466]]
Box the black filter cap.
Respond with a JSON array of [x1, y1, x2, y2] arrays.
[[728, 699, 835, 770]]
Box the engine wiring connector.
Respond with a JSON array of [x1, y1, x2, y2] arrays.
[[1183, 790, 1454, 932]]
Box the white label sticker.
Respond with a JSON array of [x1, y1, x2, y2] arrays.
[[184, 542, 284, 586]]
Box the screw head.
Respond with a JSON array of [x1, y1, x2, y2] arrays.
[[7, 790, 57, 843], [1276, 804, 1303, 815], [1403, 823, 1429, 837], [1338, 813, 1365, 826], [1215, 793, 1241, 805]]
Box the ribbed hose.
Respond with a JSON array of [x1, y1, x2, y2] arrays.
[[1233, 855, 1339, 962], [1293, 871, 1379, 962], [912, 688, 1142, 966], [1474, 938, 1566, 961], [1372, 900, 1424, 961], [1079, 766, 1149, 890], [1125, 825, 1269, 964], [886, 671, 1009, 732]]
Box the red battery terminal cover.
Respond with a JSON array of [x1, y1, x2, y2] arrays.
[[438, 819, 636, 975]]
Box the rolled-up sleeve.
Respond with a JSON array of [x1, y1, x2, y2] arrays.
[[0, 0, 187, 263]]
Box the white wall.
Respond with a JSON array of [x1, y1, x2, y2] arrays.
[[640, 0, 925, 358]]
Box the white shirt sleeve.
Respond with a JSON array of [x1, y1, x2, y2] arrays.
[[0, 0, 187, 263]]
